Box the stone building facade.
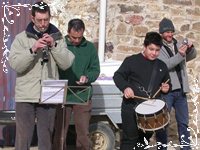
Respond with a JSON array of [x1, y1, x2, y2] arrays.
[[44, 0, 200, 143]]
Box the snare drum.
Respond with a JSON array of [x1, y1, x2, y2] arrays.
[[135, 99, 170, 131]]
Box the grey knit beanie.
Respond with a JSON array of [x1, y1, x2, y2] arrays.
[[159, 18, 175, 34]]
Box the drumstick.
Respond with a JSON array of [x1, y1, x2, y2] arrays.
[[152, 79, 170, 98], [122, 95, 150, 101], [133, 95, 150, 101]]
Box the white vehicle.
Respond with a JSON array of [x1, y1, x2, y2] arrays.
[[89, 61, 122, 150]]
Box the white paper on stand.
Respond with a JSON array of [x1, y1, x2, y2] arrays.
[[40, 80, 68, 104]]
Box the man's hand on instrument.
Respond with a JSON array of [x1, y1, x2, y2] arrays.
[[42, 33, 55, 47], [31, 34, 54, 53], [161, 83, 170, 93], [32, 38, 48, 52], [124, 87, 134, 99]]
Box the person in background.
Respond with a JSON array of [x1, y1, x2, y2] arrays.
[[156, 17, 197, 150], [8, 2, 74, 150], [58, 18, 100, 150], [113, 31, 171, 150]]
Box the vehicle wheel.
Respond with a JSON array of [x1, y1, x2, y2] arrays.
[[89, 122, 115, 150]]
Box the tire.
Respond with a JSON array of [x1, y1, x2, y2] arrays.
[[89, 122, 115, 150]]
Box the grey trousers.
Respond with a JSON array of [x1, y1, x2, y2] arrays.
[[15, 102, 56, 150]]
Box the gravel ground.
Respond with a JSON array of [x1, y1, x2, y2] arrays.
[[1, 138, 199, 150], [0, 138, 200, 150]]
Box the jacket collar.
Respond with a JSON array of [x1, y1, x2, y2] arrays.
[[25, 22, 62, 40], [65, 35, 87, 47], [163, 38, 177, 47]]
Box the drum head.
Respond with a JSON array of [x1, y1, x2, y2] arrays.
[[135, 99, 165, 115]]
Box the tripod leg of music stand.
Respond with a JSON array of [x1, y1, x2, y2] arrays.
[[52, 105, 66, 150], [61, 106, 66, 150]]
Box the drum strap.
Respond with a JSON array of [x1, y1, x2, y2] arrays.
[[147, 60, 158, 98]]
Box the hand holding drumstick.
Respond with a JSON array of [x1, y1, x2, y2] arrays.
[[152, 79, 170, 98], [123, 87, 150, 101], [123, 87, 135, 99]]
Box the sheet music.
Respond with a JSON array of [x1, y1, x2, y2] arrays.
[[40, 80, 68, 104]]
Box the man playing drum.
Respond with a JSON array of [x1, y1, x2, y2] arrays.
[[113, 31, 171, 150]]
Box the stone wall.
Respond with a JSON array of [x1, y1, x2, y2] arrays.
[[44, 0, 200, 139]]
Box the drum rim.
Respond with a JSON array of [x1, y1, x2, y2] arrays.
[[135, 99, 167, 115]]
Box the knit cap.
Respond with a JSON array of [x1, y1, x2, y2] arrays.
[[159, 18, 175, 34]]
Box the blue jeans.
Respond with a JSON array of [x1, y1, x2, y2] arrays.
[[156, 89, 191, 150]]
